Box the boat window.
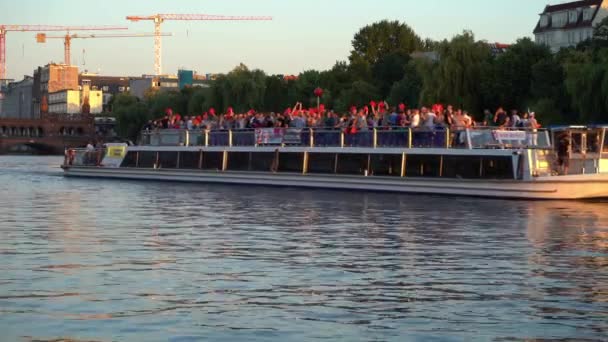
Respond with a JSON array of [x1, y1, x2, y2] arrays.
[[571, 133, 583, 153], [441, 156, 482, 179], [405, 155, 441, 177], [369, 154, 402, 176], [202, 152, 223, 170], [158, 152, 178, 169], [138, 151, 157, 168], [227, 152, 251, 171], [250, 152, 276, 172], [337, 153, 369, 175], [308, 153, 336, 174], [278, 153, 304, 173], [180, 152, 200, 169], [481, 156, 513, 179], [120, 151, 138, 168], [587, 132, 600, 153]]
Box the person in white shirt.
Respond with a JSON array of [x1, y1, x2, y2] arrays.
[[410, 109, 420, 128]]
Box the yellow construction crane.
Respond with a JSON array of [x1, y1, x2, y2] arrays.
[[36, 32, 172, 66]]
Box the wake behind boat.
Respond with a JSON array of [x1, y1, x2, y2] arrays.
[[61, 125, 608, 200]]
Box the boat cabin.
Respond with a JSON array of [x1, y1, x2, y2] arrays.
[[551, 126, 608, 174]]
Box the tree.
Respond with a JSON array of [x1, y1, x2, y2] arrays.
[[423, 31, 492, 112], [334, 80, 379, 113], [371, 51, 411, 99], [564, 50, 608, 122], [212, 63, 267, 113], [187, 87, 211, 115], [387, 60, 422, 108], [349, 20, 422, 66], [593, 16, 608, 44], [263, 75, 290, 112], [492, 38, 552, 109]]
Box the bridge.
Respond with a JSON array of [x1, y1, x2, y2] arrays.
[[0, 113, 96, 154]]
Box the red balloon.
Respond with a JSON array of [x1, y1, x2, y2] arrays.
[[314, 87, 323, 97]]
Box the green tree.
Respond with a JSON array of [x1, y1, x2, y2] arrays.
[[334, 80, 380, 113], [492, 38, 552, 109], [371, 51, 411, 99], [564, 50, 608, 122], [187, 87, 211, 115], [212, 63, 267, 113], [387, 60, 422, 108], [593, 16, 608, 45], [423, 31, 491, 112], [349, 20, 422, 66], [263, 75, 290, 112]]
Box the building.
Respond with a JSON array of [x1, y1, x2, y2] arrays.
[[48, 88, 103, 114], [488, 43, 511, 56], [78, 73, 130, 112], [129, 75, 176, 99], [33, 63, 79, 116], [0, 76, 35, 119], [534, 0, 608, 52], [48, 90, 81, 114], [130, 73, 209, 99]]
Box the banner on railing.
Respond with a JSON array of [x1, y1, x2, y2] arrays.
[[492, 130, 527, 142], [255, 128, 301, 145], [103, 143, 128, 168]]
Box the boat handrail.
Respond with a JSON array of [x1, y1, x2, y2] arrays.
[[138, 126, 552, 150]]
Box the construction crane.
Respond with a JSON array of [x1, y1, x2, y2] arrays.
[[126, 14, 272, 75], [0, 25, 127, 80], [35, 32, 172, 66]]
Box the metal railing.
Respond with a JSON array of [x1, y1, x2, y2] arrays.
[[139, 127, 552, 150]]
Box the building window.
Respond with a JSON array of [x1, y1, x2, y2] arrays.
[[540, 15, 549, 27], [569, 10, 578, 24], [583, 8, 593, 21]]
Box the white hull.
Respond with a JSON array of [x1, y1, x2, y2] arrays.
[[63, 167, 608, 200]]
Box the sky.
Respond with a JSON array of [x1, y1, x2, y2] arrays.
[[1, 0, 566, 80]]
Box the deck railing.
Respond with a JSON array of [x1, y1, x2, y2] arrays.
[[139, 127, 552, 150]]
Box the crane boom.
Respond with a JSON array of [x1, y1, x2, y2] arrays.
[[36, 32, 172, 65], [126, 13, 272, 75], [127, 14, 273, 21], [0, 25, 127, 80]]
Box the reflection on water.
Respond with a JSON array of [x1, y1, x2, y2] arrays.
[[1, 156, 607, 341]]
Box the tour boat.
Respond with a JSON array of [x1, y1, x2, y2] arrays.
[[61, 126, 608, 200]]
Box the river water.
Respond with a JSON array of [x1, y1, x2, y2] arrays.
[[1, 156, 607, 341]]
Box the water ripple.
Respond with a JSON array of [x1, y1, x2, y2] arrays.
[[1, 156, 608, 341]]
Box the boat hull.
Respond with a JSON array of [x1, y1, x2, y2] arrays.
[[62, 167, 608, 200]]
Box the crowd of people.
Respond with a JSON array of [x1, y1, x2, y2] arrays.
[[143, 101, 541, 133]]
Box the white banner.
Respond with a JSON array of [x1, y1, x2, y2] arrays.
[[492, 130, 527, 142], [255, 128, 301, 145]]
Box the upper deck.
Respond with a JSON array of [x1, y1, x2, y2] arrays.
[[139, 126, 557, 151]]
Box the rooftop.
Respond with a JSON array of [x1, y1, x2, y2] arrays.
[[534, 0, 604, 34], [542, 0, 602, 13]]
